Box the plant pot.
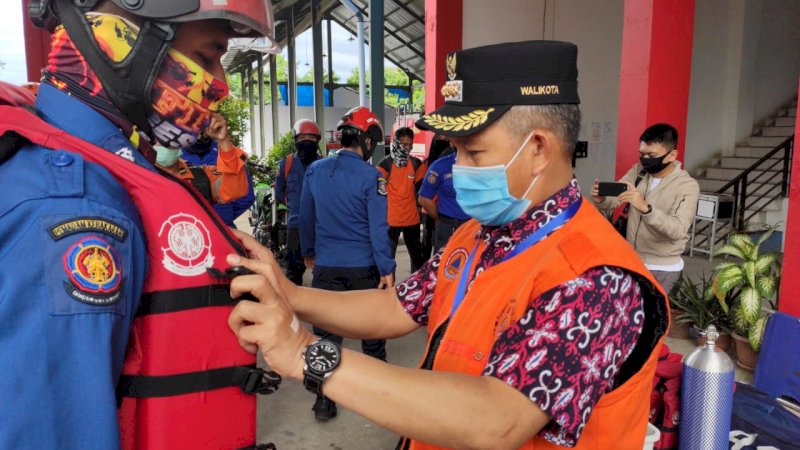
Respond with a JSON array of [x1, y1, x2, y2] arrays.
[[668, 309, 691, 339], [693, 328, 731, 352], [731, 332, 759, 371]]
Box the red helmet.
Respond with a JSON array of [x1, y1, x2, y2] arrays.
[[0, 81, 36, 108], [337, 106, 384, 143], [31, 0, 277, 45], [293, 119, 321, 141]]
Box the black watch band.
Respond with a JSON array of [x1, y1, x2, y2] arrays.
[[302, 339, 342, 395]]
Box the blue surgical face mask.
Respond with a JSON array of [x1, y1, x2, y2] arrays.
[[155, 146, 182, 167], [452, 132, 540, 226]]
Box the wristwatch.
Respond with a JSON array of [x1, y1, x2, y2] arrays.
[[302, 339, 342, 395]]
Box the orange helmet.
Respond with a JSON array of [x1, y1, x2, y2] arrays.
[[20, 82, 40, 98], [293, 119, 321, 141]]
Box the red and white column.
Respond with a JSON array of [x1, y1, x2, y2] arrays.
[[615, 0, 695, 178]]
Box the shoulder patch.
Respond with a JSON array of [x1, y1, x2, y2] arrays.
[[63, 236, 123, 306], [444, 247, 469, 280], [377, 177, 388, 196], [427, 171, 439, 184], [49, 217, 128, 242]]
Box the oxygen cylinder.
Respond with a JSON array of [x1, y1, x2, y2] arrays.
[[679, 325, 735, 450]]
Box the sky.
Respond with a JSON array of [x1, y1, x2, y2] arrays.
[[0, 3, 395, 86]]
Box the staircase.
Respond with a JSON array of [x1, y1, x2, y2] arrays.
[[691, 98, 796, 250]]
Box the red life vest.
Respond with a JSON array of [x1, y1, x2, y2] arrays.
[[0, 105, 271, 450], [404, 201, 670, 449], [649, 345, 683, 450]]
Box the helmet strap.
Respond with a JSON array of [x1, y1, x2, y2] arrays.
[[55, 0, 178, 140]]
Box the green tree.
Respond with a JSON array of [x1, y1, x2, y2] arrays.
[[298, 68, 341, 83], [346, 67, 419, 108], [217, 96, 249, 148]]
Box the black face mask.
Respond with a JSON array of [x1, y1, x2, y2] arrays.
[[640, 152, 671, 174], [296, 141, 319, 165], [361, 139, 376, 162]]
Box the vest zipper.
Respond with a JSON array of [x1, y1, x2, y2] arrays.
[[419, 318, 451, 370]]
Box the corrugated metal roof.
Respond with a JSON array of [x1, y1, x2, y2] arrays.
[[224, 0, 425, 82]]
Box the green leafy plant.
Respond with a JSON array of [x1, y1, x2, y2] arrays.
[[217, 96, 250, 148], [265, 131, 298, 171], [671, 272, 730, 332], [712, 226, 782, 351]]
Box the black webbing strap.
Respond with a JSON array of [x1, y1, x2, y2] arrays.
[[137, 284, 235, 316], [240, 444, 277, 450], [117, 364, 282, 400]]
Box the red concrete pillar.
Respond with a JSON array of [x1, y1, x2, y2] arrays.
[[22, 0, 51, 82], [424, 0, 462, 113], [778, 78, 800, 317], [616, 0, 695, 178]]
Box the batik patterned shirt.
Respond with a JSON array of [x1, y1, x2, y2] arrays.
[[395, 179, 645, 446]]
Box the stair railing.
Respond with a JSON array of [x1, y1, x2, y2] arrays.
[[716, 134, 794, 233]]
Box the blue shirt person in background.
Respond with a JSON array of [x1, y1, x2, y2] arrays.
[[274, 119, 323, 285], [418, 150, 471, 252], [182, 136, 255, 227], [299, 106, 395, 421]]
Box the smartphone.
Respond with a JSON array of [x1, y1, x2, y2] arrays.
[[597, 182, 628, 197]]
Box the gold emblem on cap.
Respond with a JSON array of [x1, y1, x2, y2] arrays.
[[423, 108, 495, 132], [440, 80, 462, 102], [446, 53, 457, 81]]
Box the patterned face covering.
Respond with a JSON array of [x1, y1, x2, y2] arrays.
[[389, 140, 410, 167], [46, 13, 229, 150]]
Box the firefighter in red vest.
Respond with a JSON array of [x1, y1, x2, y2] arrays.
[[275, 119, 323, 285], [228, 41, 669, 449], [0, 1, 277, 448]]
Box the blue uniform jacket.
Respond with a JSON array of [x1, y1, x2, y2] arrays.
[[299, 150, 396, 276], [181, 142, 255, 227], [275, 153, 317, 229], [0, 83, 147, 449], [418, 152, 471, 220]]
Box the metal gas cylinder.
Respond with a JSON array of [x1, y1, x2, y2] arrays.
[[679, 325, 735, 450]]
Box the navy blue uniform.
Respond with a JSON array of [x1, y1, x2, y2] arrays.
[[418, 152, 470, 251], [276, 152, 319, 284], [181, 142, 255, 227], [0, 83, 147, 449], [300, 150, 395, 276]]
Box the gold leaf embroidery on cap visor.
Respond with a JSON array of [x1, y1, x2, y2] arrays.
[[423, 108, 496, 132]]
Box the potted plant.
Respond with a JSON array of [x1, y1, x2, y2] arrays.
[[712, 227, 782, 371], [672, 272, 732, 350], [666, 276, 693, 339]]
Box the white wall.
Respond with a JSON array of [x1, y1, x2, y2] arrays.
[[242, 87, 397, 158], [753, 0, 800, 125], [461, 0, 799, 188], [462, 0, 625, 192]]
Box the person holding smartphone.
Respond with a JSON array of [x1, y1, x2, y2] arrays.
[[591, 123, 700, 294]]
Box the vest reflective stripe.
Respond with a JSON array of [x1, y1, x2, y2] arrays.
[[0, 107, 257, 450], [408, 201, 669, 450]]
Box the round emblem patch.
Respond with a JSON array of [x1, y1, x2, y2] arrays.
[[159, 213, 214, 276], [63, 236, 123, 305], [377, 177, 388, 196], [427, 171, 438, 184], [443, 247, 469, 280]]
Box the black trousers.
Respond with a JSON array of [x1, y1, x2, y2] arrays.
[[311, 265, 386, 361], [434, 216, 468, 253], [388, 224, 425, 273], [421, 214, 436, 261], [284, 227, 305, 285]]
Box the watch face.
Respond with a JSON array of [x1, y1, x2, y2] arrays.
[[306, 341, 341, 373]]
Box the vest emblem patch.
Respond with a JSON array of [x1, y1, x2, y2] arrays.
[[159, 213, 214, 276], [444, 247, 469, 280]]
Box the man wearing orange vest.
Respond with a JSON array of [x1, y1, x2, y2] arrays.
[[227, 40, 669, 449]]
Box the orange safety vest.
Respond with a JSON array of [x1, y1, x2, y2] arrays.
[[405, 200, 669, 450]]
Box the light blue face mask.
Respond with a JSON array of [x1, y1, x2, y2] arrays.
[[452, 131, 540, 226], [154, 146, 182, 167]]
